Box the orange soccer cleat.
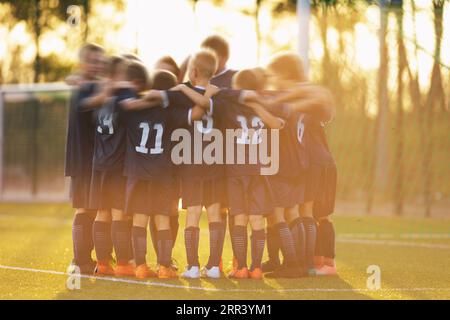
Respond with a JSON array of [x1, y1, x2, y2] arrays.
[[95, 260, 115, 276], [315, 262, 337, 276], [314, 256, 324, 269], [114, 262, 136, 277], [135, 264, 157, 279], [228, 267, 249, 279], [249, 268, 263, 280], [158, 265, 178, 279]]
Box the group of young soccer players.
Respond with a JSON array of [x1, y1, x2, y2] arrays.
[[65, 35, 338, 280]]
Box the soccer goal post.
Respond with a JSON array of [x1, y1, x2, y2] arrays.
[[0, 83, 71, 202]]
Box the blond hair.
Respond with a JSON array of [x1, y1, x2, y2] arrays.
[[267, 52, 306, 82], [189, 50, 218, 79]]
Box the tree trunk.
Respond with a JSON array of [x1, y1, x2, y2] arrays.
[[33, 0, 41, 83]]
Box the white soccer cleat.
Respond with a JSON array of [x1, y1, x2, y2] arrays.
[[201, 266, 221, 279], [182, 266, 200, 279]]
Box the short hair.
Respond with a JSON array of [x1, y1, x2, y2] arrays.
[[121, 53, 142, 62], [79, 43, 104, 62], [201, 35, 229, 60], [232, 68, 267, 91], [189, 50, 218, 79], [267, 52, 306, 82], [151, 70, 178, 90], [125, 61, 149, 87], [155, 56, 180, 79], [107, 56, 125, 78]]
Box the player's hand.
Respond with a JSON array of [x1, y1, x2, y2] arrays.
[[205, 84, 220, 97]]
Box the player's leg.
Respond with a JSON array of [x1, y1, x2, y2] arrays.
[[248, 214, 265, 280], [111, 209, 134, 276], [263, 215, 281, 272], [182, 205, 202, 278], [299, 201, 317, 276], [314, 215, 337, 276], [203, 202, 223, 278], [265, 208, 303, 278], [71, 208, 96, 274], [229, 213, 249, 279], [285, 205, 306, 273], [92, 209, 114, 275], [155, 214, 177, 279], [132, 213, 157, 278]]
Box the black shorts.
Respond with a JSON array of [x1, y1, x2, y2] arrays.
[[125, 177, 177, 216], [270, 175, 305, 209], [304, 163, 337, 218], [227, 175, 274, 216], [180, 176, 226, 208], [70, 175, 94, 209], [89, 170, 127, 211]]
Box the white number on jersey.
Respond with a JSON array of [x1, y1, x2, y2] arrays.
[[135, 122, 164, 155], [297, 117, 305, 144], [195, 113, 213, 134], [97, 114, 114, 135], [236, 116, 264, 145]]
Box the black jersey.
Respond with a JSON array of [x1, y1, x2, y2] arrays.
[[210, 69, 238, 88], [92, 88, 135, 172], [212, 93, 274, 177], [65, 82, 98, 177], [304, 115, 335, 166], [165, 84, 221, 178], [123, 105, 190, 179]]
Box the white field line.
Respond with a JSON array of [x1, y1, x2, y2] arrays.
[[0, 264, 449, 293], [337, 238, 450, 250]]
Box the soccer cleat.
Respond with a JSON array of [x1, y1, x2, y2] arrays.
[[314, 256, 324, 269], [249, 268, 263, 280], [261, 259, 281, 273], [68, 259, 97, 275], [135, 264, 157, 279], [182, 266, 200, 279], [114, 263, 136, 277], [228, 267, 249, 279], [201, 266, 221, 279], [95, 261, 115, 276], [265, 265, 304, 278], [315, 264, 337, 276], [158, 266, 178, 279]]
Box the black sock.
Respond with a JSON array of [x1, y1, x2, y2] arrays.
[[92, 221, 112, 262], [266, 226, 281, 265], [126, 219, 134, 262], [149, 218, 158, 255], [228, 215, 236, 257], [207, 222, 224, 268], [72, 213, 95, 265], [111, 221, 132, 264], [275, 222, 297, 267], [170, 215, 179, 248], [157, 230, 174, 267], [315, 220, 324, 257], [184, 227, 200, 268], [301, 217, 317, 269], [318, 220, 335, 259], [132, 226, 147, 266], [250, 229, 266, 271], [290, 218, 306, 268], [232, 225, 248, 269]]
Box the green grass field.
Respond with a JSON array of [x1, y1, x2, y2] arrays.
[[0, 203, 449, 300]]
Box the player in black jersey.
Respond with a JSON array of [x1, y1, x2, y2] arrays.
[[161, 51, 228, 279], [117, 61, 212, 279], [192, 70, 285, 280], [65, 44, 105, 275], [232, 68, 308, 278], [265, 52, 337, 276]]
